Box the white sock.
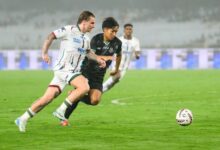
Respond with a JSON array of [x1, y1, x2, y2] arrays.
[[20, 108, 36, 121], [103, 77, 114, 92], [57, 98, 72, 113]]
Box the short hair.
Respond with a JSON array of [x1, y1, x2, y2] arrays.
[[102, 17, 119, 30], [124, 23, 133, 28], [77, 11, 95, 24]]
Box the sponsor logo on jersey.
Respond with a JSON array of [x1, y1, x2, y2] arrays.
[[78, 48, 86, 54], [73, 38, 81, 44], [109, 48, 114, 53], [115, 45, 118, 50], [103, 45, 109, 50]]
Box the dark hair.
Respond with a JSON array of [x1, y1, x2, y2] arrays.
[[102, 17, 119, 30], [124, 23, 133, 28], [77, 11, 95, 24]]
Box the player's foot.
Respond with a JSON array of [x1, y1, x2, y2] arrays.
[[60, 120, 70, 126], [53, 110, 67, 121], [15, 117, 27, 132]]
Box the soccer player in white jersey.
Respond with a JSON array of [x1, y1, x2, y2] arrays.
[[103, 23, 141, 92], [15, 11, 105, 132]]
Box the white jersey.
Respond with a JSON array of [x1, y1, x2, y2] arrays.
[[53, 25, 90, 72], [119, 36, 140, 70]]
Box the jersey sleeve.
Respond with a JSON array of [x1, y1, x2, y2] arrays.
[[90, 36, 97, 52], [134, 38, 141, 52], [52, 26, 70, 39], [116, 40, 122, 56]]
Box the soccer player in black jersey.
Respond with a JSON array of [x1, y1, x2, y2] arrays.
[[53, 17, 122, 126]]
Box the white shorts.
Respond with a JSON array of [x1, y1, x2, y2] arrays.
[[49, 70, 81, 92]]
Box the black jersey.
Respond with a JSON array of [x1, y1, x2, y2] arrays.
[[81, 33, 122, 78]]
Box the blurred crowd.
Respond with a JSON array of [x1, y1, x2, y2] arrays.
[[0, 0, 220, 49]]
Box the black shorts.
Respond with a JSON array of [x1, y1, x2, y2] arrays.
[[82, 70, 104, 92]]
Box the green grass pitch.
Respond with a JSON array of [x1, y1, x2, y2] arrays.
[[0, 70, 220, 150]]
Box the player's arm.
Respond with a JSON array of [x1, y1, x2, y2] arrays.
[[41, 32, 56, 64], [41, 26, 68, 64], [110, 53, 121, 75], [97, 56, 113, 61], [89, 39, 113, 61], [110, 41, 122, 76], [135, 51, 141, 59], [85, 49, 106, 68], [86, 35, 106, 68], [134, 39, 141, 59]]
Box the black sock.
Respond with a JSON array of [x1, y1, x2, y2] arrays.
[[64, 95, 92, 119], [64, 101, 80, 119]]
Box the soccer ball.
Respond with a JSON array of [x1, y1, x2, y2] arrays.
[[176, 109, 193, 126]]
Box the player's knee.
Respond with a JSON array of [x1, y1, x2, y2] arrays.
[[90, 99, 100, 105], [116, 72, 121, 79], [82, 84, 90, 93], [90, 97, 101, 105], [113, 77, 120, 84], [113, 75, 120, 82]]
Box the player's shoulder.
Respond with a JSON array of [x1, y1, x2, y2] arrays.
[[61, 25, 73, 31], [119, 36, 124, 40], [54, 25, 75, 34], [92, 33, 103, 40], [119, 36, 125, 42], [132, 36, 140, 42], [91, 33, 103, 43], [64, 25, 87, 34], [113, 36, 122, 45], [69, 25, 81, 32]]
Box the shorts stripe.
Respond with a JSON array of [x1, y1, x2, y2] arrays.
[[48, 85, 62, 94]]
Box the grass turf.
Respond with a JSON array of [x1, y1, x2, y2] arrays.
[[0, 70, 220, 150]]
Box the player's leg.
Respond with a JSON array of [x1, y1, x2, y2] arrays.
[[82, 89, 102, 105], [103, 55, 126, 92], [31, 86, 61, 112], [53, 74, 89, 121], [61, 81, 102, 126], [103, 55, 131, 92], [15, 86, 61, 132], [102, 72, 121, 92], [59, 89, 102, 126], [80, 79, 103, 106], [64, 89, 102, 118], [15, 72, 65, 132]]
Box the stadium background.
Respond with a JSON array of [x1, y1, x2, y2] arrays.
[[1, 0, 220, 70], [1, 0, 220, 150]]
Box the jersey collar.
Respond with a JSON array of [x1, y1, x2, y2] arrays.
[[123, 35, 132, 40], [102, 33, 114, 44], [76, 24, 85, 36]]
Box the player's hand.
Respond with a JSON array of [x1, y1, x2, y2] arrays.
[[135, 55, 140, 60], [42, 53, 51, 64], [97, 58, 106, 68]]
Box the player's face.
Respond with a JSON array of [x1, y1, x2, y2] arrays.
[[84, 17, 95, 32], [103, 26, 119, 41], [124, 26, 133, 37]]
